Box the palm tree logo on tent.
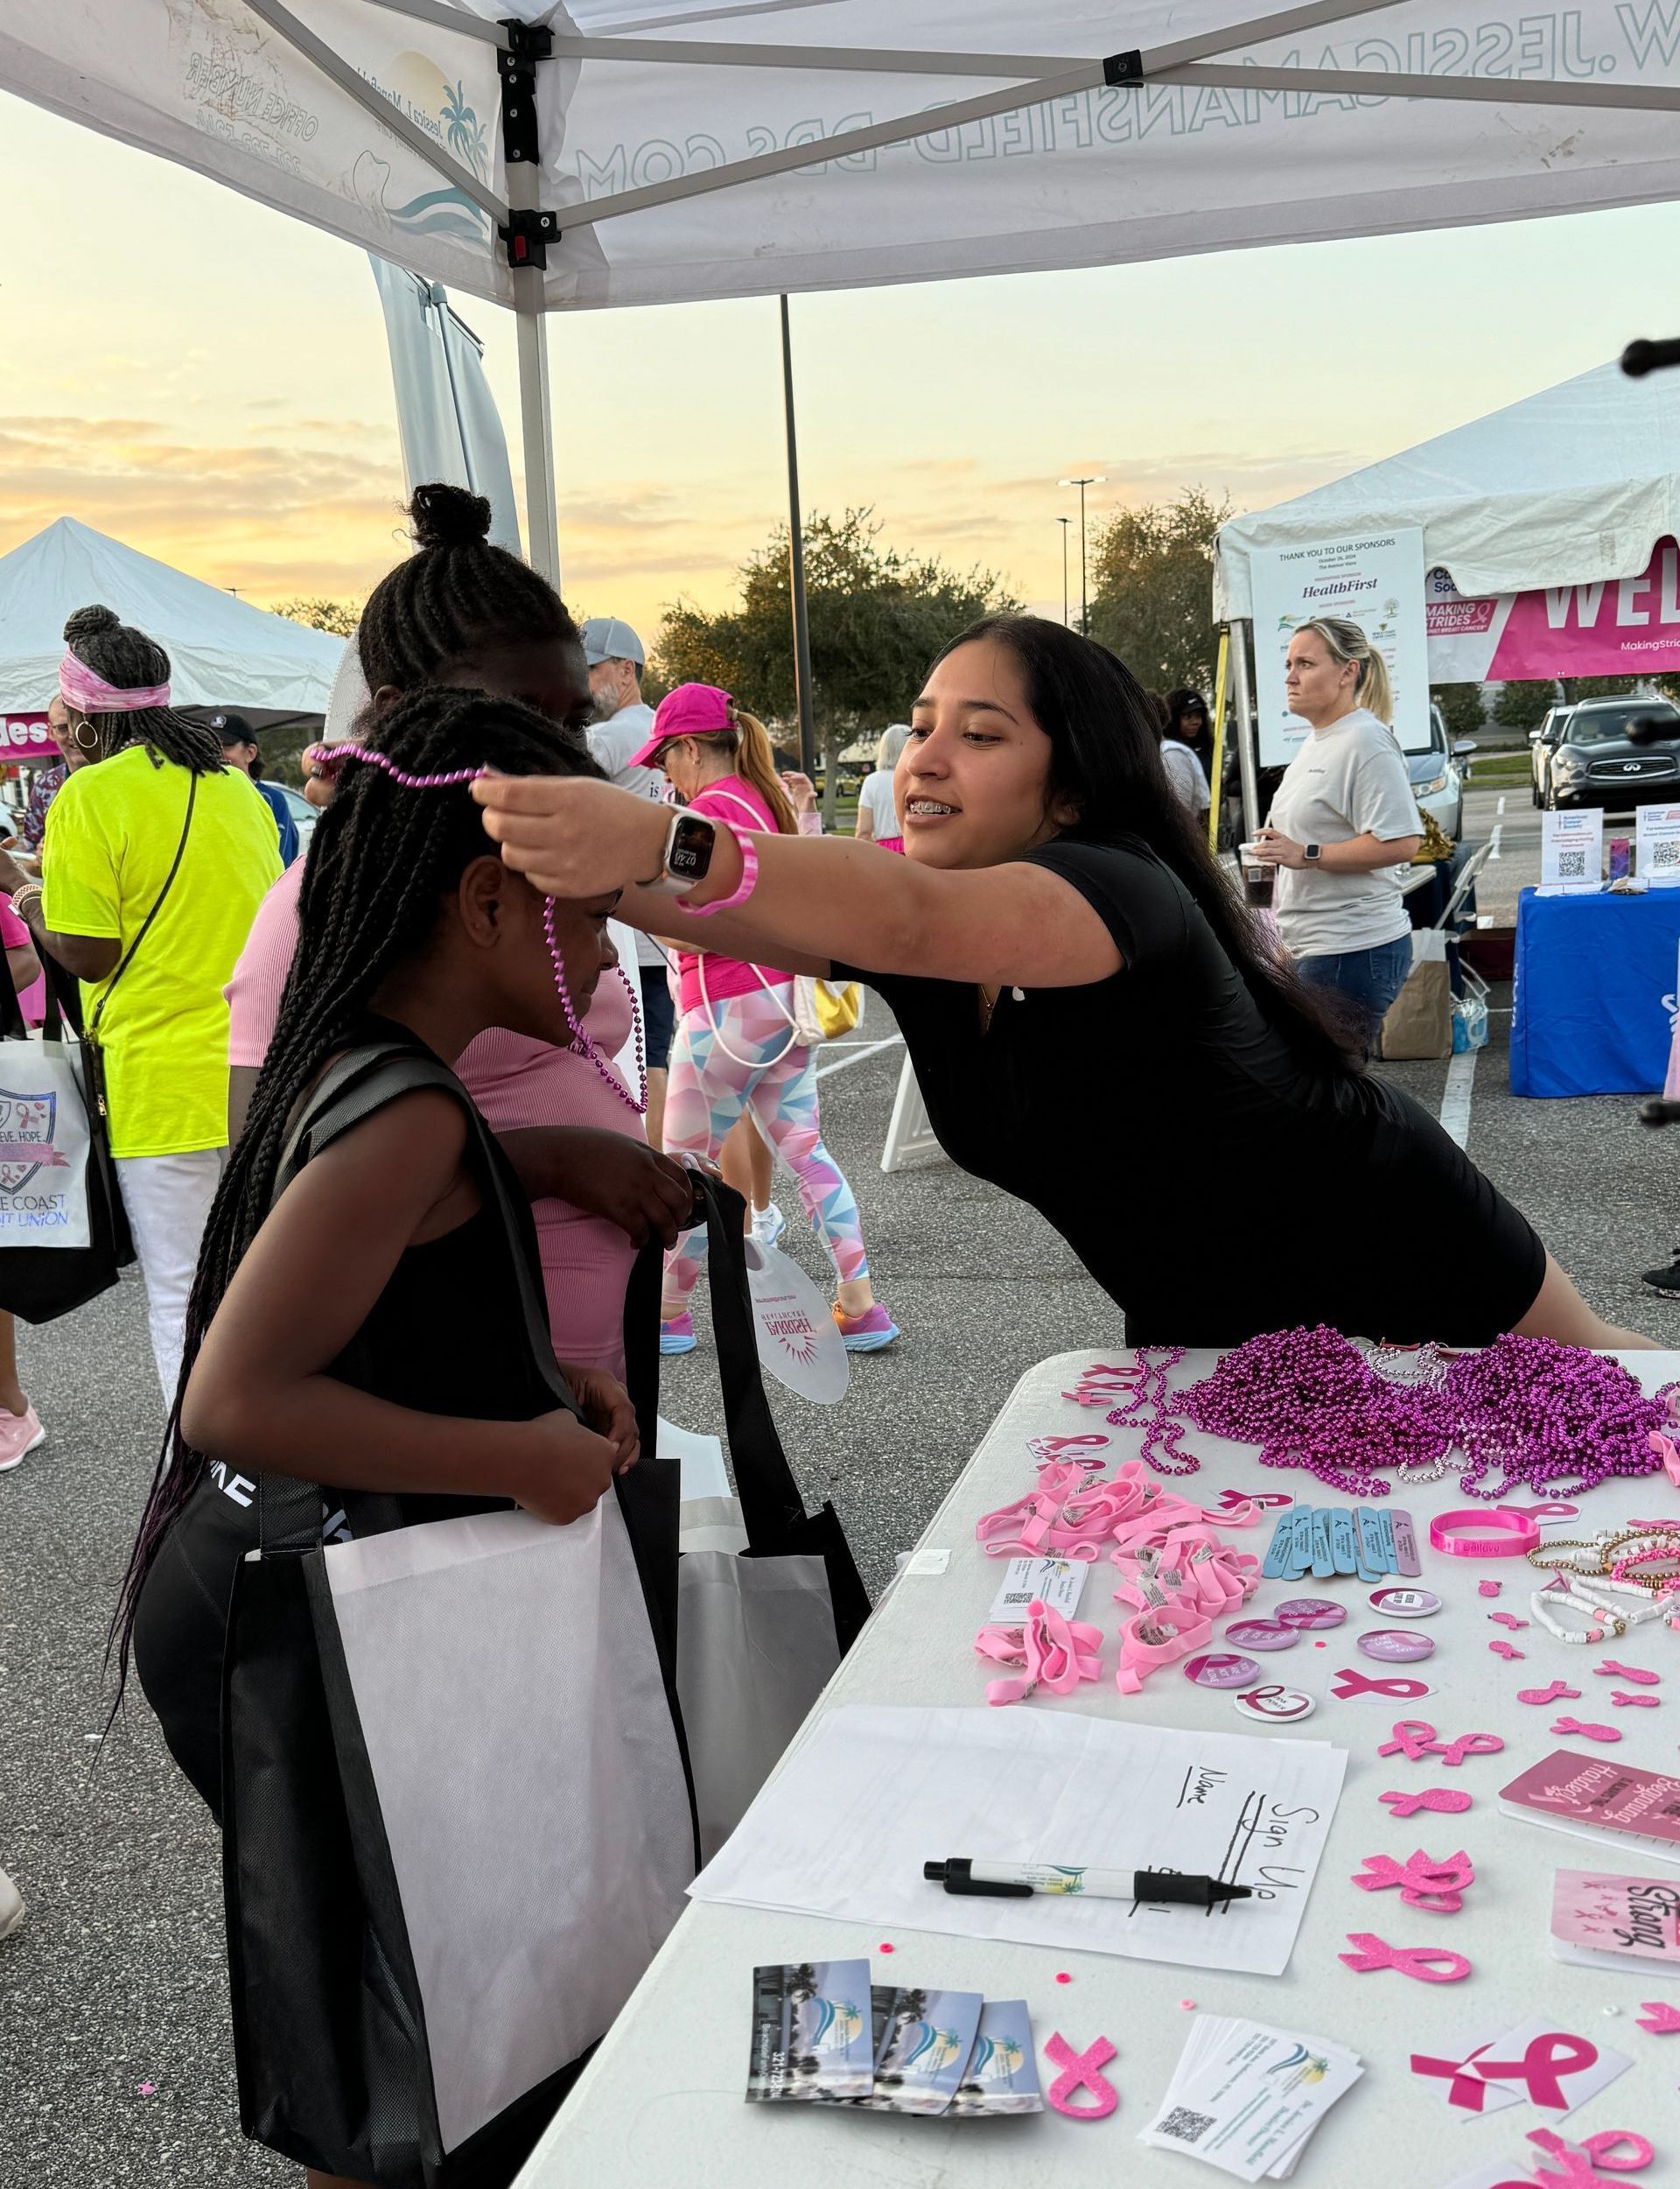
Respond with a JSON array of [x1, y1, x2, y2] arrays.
[[440, 81, 489, 177]]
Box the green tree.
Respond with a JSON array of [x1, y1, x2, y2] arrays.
[[654, 509, 1018, 823], [1083, 488, 1229, 693], [1493, 678, 1558, 732], [1431, 684, 1487, 742], [270, 596, 360, 638]]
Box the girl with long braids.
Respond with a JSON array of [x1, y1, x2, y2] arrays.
[[227, 484, 693, 1380], [122, 691, 650, 2189], [0, 607, 282, 1401]]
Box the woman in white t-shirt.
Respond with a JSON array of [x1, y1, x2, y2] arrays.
[[854, 723, 910, 852], [1250, 617, 1421, 1038]]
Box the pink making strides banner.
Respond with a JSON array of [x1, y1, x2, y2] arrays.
[[1427, 541, 1680, 682]]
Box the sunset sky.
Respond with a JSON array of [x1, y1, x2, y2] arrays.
[[5, 87, 1679, 651]]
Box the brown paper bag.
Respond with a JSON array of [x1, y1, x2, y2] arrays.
[[1380, 942, 1452, 1061]]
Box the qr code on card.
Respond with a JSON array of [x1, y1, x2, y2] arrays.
[[1651, 838, 1680, 870], [1158, 2107, 1217, 2144], [1556, 846, 1589, 879]]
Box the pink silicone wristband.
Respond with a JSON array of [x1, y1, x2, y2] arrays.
[[681, 824, 758, 916], [1428, 1507, 1540, 1558]]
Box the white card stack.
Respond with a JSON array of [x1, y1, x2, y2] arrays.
[[1139, 2016, 1363, 2181]]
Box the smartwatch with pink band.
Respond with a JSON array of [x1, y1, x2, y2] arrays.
[[1428, 1507, 1541, 1559]]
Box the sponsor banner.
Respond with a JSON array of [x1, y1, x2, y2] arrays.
[[1428, 541, 1680, 681], [1250, 529, 1428, 767], [0, 716, 53, 759]]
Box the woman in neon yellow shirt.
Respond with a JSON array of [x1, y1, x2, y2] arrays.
[[0, 607, 281, 1404]]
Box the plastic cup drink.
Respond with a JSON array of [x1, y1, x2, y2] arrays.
[[1239, 842, 1276, 911]]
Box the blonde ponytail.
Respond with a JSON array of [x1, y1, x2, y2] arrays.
[[1299, 616, 1393, 725], [725, 703, 798, 834]]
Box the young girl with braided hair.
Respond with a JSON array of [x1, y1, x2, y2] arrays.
[[0, 604, 282, 1403], [227, 484, 694, 1380], [122, 690, 659, 2189]]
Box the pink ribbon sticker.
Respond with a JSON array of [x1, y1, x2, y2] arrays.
[[1521, 2127, 1656, 2185], [1635, 1999, 1680, 2033], [1551, 1716, 1621, 1743], [1490, 1640, 1528, 1660], [1609, 1691, 1661, 1708], [1474, 2031, 1602, 2110], [1595, 1660, 1660, 1685], [1479, 1580, 1502, 1597], [1029, 1433, 1111, 1469], [1380, 1787, 1474, 1818], [1518, 1681, 1582, 1706], [1378, 1719, 1504, 1766], [1044, 2032, 1119, 2119], [1340, 1931, 1471, 1982], [1332, 1666, 1432, 1701], [1351, 1848, 1475, 1912], [1489, 1612, 1530, 1631]]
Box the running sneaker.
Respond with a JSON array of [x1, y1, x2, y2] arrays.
[[0, 1866, 23, 1940], [660, 1313, 697, 1358], [750, 1202, 787, 1249], [832, 1303, 900, 1353], [0, 1404, 44, 1474], [1642, 1250, 1680, 1297]]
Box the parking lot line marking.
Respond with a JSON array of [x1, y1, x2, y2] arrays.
[[816, 1034, 905, 1080], [1496, 794, 1507, 816], [1438, 1046, 1478, 1150], [1488, 823, 1502, 860]]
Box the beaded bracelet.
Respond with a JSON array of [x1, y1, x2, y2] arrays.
[[1610, 1535, 1680, 1591]]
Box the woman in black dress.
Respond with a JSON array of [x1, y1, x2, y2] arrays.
[[474, 616, 1648, 1351]]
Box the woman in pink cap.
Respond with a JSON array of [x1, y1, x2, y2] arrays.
[[631, 684, 897, 1356]]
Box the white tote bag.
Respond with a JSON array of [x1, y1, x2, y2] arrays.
[[0, 1029, 93, 1249]]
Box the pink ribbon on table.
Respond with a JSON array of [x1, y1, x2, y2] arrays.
[[1517, 1681, 1581, 1706], [1635, 1999, 1680, 2033], [1333, 1667, 1432, 1701], [1595, 1659, 1660, 1685], [1044, 2032, 1118, 2120], [1524, 2129, 1656, 2185], [1551, 1716, 1620, 1743], [1351, 1848, 1475, 1912], [1609, 1691, 1660, 1708], [1473, 2031, 1602, 2110], [1489, 1641, 1527, 1660], [1377, 1719, 1504, 1767], [1027, 1433, 1110, 1469], [1340, 1931, 1472, 1982], [1648, 1428, 1680, 1488], [1379, 1787, 1473, 1819]]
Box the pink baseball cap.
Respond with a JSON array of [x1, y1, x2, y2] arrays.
[[629, 681, 735, 769]]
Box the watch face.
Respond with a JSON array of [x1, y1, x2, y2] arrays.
[[667, 813, 713, 881]]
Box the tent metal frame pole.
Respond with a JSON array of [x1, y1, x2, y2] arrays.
[[779, 297, 818, 782], [360, 0, 507, 42], [501, 45, 561, 586], [1166, 60, 1680, 113], [242, 0, 508, 221], [1229, 621, 1261, 842]]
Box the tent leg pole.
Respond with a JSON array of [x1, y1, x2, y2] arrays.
[[1230, 618, 1261, 840], [514, 274, 559, 585], [780, 295, 817, 782]]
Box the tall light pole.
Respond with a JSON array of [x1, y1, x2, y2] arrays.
[[1058, 474, 1105, 634], [1057, 516, 1071, 626]]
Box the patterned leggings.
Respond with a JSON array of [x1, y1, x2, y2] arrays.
[[663, 985, 870, 1310]]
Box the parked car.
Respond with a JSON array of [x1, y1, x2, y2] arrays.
[[1400, 701, 1474, 841], [1539, 697, 1680, 810], [273, 782, 318, 855], [1529, 705, 1573, 805]]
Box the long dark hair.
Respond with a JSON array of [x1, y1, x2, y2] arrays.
[[933, 615, 1361, 1077], [111, 688, 604, 1680], [1166, 688, 1211, 746], [61, 606, 225, 774], [359, 482, 581, 690]]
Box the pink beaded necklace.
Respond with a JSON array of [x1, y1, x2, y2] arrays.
[[307, 742, 648, 1117]]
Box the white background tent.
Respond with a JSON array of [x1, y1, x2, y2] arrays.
[[0, 517, 345, 715], [8, 2, 1680, 581], [1215, 361, 1680, 615]]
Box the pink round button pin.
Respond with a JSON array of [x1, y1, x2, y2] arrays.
[[1274, 1596, 1347, 1631], [1233, 1683, 1318, 1724], [1357, 1627, 1436, 1664], [1368, 1586, 1442, 1619], [1183, 1652, 1261, 1689], [1223, 1619, 1300, 1652]]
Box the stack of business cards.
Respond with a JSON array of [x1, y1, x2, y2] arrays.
[[746, 1959, 1042, 2115], [1140, 2017, 1363, 2179]]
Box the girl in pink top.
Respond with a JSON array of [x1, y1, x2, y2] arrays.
[[633, 684, 897, 1358], [228, 485, 692, 1378]]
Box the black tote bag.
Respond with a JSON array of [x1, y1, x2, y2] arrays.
[[626, 1171, 872, 1858], [220, 1044, 694, 2188], [0, 946, 134, 1323]]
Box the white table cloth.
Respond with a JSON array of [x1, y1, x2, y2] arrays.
[[518, 1348, 1680, 2189]]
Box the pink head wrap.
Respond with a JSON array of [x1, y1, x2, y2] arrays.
[[59, 650, 170, 715]]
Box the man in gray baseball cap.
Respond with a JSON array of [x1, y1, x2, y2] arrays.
[[582, 617, 675, 1141]]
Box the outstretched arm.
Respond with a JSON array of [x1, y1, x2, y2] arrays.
[[474, 775, 1123, 991]]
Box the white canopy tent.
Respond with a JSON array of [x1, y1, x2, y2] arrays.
[[1214, 361, 1680, 824], [1215, 361, 1680, 616], [0, 517, 346, 715], [9, 2, 1680, 585]]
